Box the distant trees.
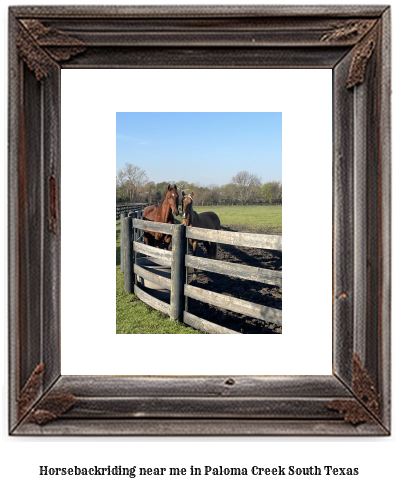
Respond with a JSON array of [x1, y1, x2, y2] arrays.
[[261, 181, 282, 204], [231, 171, 262, 204], [154, 181, 170, 202], [174, 180, 190, 193], [143, 181, 156, 203], [220, 183, 238, 205], [116, 163, 148, 202], [116, 165, 282, 205]]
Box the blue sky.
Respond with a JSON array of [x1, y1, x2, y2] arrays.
[[116, 112, 282, 186]]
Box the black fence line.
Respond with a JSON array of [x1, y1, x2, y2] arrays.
[[116, 203, 152, 219], [117, 202, 281, 216]]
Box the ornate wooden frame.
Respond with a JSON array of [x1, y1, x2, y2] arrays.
[[8, 5, 391, 436]]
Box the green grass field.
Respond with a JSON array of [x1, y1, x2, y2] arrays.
[[116, 206, 282, 334], [192, 205, 282, 234]]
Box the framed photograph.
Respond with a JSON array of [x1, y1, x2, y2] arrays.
[[115, 111, 283, 336], [9, 5, 391, 435]]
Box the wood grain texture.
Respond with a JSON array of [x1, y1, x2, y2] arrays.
[[134, 263, 171, 290], [185, 284, 282, 326], [10, 5, 389, 18], [120, 212, 125, 273], [8, 9, 21, 430], [60, 46, 349, 69], [185, 255, 282, 286], [8, 5, 390, 436], [133, 242, 172, 263], [123, 217, 133, 294], [14, 418, 387, 436], [13, 375, 388, 435], [186, 227, 282, 250], [38, 374, 357, 398], [19, 17, 378, 48], [379, 7, 392, 432], [133, 218, 176, 234], [333, 52, 355, 386], [170, 224, 185, 320], [134, 285, 171, 316], [183, 311, 242, 334], [41, 59, 61, 394]]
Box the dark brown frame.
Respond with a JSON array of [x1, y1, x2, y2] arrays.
[[9, 5, 391, 436]]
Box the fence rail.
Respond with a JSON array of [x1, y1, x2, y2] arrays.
[[184, 255, 282, 286], [185, 227, 282, 250], [120, 216, 282, 334]]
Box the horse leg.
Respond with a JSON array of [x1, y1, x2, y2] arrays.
[[163, 234, 171, 250], [144, 232, 154, 252], [154, 232, 162, 248], [207, 242, 217, 259], [203, 241, 212, 258], [212, 242, 218, 260]]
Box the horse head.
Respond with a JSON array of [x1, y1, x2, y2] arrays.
[[181, 191, 194, 225], [166, 184, 179, 216]]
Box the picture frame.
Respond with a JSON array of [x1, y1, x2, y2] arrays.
[[8, 5, 391, 436]]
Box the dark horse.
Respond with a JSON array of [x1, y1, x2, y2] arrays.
[[181, 191, 220, 259], [143, 184, 179, 249]]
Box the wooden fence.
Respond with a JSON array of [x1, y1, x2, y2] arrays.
[[120, 216, 282, 334]]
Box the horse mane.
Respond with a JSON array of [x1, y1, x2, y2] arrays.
[[159, 188, 170, 204]]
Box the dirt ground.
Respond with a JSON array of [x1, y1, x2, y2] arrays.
[[186, 226, 282, 334]]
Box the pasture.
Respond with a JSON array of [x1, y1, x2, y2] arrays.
[[180, 205, 282, 234], [175, 205, 282, 233]]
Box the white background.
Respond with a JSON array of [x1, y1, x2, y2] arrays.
[[61, 68, 332, 376], [1, 1, 397, 491]]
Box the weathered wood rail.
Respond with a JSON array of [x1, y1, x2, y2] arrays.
[[120, 217, 282, 333]]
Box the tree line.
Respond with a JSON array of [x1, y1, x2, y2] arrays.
[[116, 163, 282, 205]]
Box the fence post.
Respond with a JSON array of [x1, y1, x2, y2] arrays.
[[120, 212, 126, 272], [170, 223, 185, 321], [124, 216, 134, 294], [132, 212, 138, 287]]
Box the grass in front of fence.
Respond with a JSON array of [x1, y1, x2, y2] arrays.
[[116, 268, 203, 334], [116, 219, 203, 334], [185, 205, 282, 234]]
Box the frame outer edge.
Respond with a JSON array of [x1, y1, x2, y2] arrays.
[[379, 8, 391, 432], [8, 5, 391, 436], [8, 9, 20, 433], [9, 5, 390, 18]]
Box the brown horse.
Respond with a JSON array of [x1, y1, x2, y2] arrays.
[[143, 184, 179, 249], [181, 191, 220, 259]]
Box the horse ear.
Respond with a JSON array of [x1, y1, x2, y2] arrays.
[[182, 191, 185, 197], [191, 192, 195, 197], [174, 184, 177, 189], [167, 184, 171, 190]]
